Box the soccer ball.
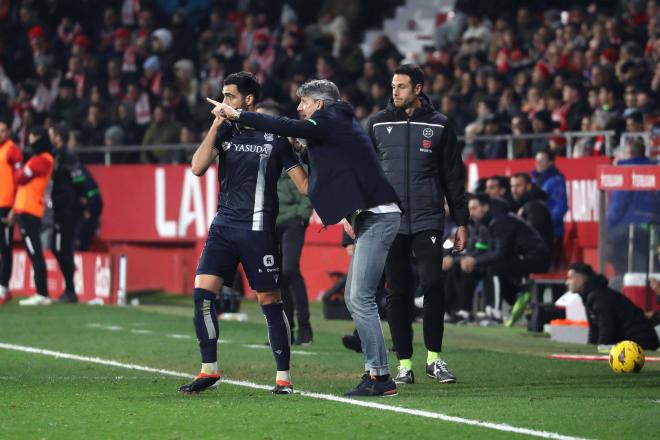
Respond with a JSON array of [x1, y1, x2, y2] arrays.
[[608, 340, 645, 373]]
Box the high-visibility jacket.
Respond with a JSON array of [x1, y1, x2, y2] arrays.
[[14, 152, 54, 218], [0, 138, 23, 208]]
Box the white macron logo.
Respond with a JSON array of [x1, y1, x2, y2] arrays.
[[386, 126, 392, 134], [274, 274, 279, 283], [430, 236, 437, 244]]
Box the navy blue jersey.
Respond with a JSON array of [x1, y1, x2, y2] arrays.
[[213, 122, 299, 231]]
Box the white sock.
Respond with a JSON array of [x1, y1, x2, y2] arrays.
[[276, 370, 291, 383], [201, 362, 218, 375], [0, 285, 7, 299]]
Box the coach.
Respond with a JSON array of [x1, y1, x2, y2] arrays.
[[367, 64, 468, 385], [214, 80, 402, 397]]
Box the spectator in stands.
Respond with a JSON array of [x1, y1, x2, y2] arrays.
[[510, 114, 532, 158], [49, 79, 84, 130], [561, 79, 590, 132], [141, 105, 181, 163], [80, 104, 108, 151], [440, 94, 469, 136], [510, 172, 554, 254], [462, 193, 550, 326], [531, 149, 568, 269], [606, 139, 660, 274], [566, 263, 659, 351], [624, 108, 645, 133], [141, 56, 163, 100], [476, 113, 508, 159]]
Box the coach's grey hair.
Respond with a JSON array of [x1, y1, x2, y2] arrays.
[[296, 80, 340, 105]]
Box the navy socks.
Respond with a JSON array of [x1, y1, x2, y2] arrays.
[[193, 288, 219, 363], [261, 302, 291, 371]]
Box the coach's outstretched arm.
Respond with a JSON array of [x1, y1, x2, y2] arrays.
[[209, 99, 326, 141]]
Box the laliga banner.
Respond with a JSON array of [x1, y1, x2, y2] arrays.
[[88, 165, 343, 244], [9, 251, 114, 303], [88, 157, 610, 246]]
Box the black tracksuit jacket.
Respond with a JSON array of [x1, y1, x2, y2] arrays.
[[366, 94, 468, 235]]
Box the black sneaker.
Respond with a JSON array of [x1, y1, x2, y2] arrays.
[[425, 359, 457, 384], [344, 374, 398, 397], [341, 334, 362, 353], [271, 380, 294, 394], [178, 373, 221, 394], [57, 291, 78, 303], [393, 366, 415, 384], [294, 328, 313, 345]]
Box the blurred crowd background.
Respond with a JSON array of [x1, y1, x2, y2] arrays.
[[0, 0, 658, 163]]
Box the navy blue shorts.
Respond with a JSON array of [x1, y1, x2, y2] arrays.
[[196, 223, 281, 292]]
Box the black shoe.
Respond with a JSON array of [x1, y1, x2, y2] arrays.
[[341, 334, 362, 353], [294, 328, 313, 345], [344, 374, 398, 397], [178, 373, 221, 394], [57, 291, 78, 303], [271, 380, 294, 394], [426, 359, 457, 384], [393, 366, 415, 384]]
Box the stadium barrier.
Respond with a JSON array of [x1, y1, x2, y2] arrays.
[[74, 131, 621, 164], [8, 250, 118, 304], [48, 156, 608, 299]]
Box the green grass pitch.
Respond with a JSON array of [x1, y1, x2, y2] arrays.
[[1, 294, 658, 439]]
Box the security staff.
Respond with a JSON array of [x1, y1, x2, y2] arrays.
[[49, 124, 87, 302], [0, 120, 23, 304], [367, 64, 468, 385], [74, 166, 103, 251], [14, 127, 54, 306]]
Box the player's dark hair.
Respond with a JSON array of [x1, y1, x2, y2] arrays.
[[394, 64, 425, 90], [224, 71, 261, 102]]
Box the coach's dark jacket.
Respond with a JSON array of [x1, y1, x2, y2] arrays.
[[366, 94, 468, 235], [238, 102, 400, 225], [579, 275, 659, 350]]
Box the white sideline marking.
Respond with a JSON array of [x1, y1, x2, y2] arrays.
[[166, 334, 193, 340], [0, 343, 588, 439], [131, 329, 154, 335], [242, 344, 317, 356], [87, 323, 122, 331]]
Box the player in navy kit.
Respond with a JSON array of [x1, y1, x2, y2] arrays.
[[178, 72, 308, 395]]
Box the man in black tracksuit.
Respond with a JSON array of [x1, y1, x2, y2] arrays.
[[75, 167, 103, 251], [49, 125, 88, 303], [509, 173, 554, 259], [463, 194, 550, 325], [566, 263, 659, 350], [367, 64, 469, 385]]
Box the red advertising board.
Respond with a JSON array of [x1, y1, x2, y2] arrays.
[[597, 165, 660, 191], [86, 156, 611, 297], [9, 251, 115, 304]]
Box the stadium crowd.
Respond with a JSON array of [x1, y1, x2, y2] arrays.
[[0, 0, 658, 163]]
